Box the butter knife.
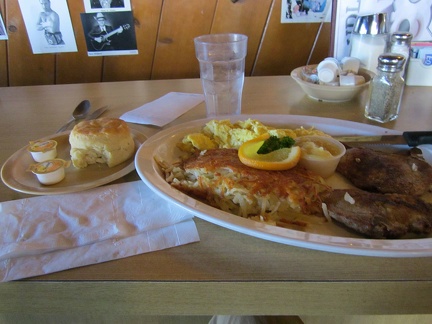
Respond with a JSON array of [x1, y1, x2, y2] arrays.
[[84, 106, 108, 120], [334, 131, 432, 147], [56, 106, 108, 133]]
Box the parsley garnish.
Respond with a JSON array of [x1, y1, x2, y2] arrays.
[[257, 135, 295, 154]]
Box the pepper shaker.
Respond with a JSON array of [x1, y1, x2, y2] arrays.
[[365, 54, 405, 123]]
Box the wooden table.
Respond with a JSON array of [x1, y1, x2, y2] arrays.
[[0, 77, 432, 318]]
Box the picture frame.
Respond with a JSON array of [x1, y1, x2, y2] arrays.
[[0, 13, 7, 40]]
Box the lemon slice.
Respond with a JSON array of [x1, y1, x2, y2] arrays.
[[238, 134, 301, 171]]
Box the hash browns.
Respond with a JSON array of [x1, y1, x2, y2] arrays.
[[164, 149, 331, 218]]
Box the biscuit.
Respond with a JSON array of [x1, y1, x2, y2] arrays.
[[69, 118, 134, 168]]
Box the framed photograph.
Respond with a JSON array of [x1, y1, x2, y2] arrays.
[[0, 13, 7, 40], [281, 0, 332, 23], [18, 0, 77, 54], [331, 0, 432, 60], [84, 0, 131, 13], [81, 11, 138, 56]]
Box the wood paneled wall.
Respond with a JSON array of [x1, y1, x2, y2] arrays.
[[0, 0, 332, 87]]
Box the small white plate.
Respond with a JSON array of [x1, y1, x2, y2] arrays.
[[1, 129, 146, 195], [135, 114, 432, 257]]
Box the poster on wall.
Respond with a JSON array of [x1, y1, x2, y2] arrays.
[[80, 11, 137, 56], [0, 14, 8, 40], [83, 0, 132, 13], [18, 0, 77, 54], [281, 0, 332, 23], [332, 0, 432, 59]]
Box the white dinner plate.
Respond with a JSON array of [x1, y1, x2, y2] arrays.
[[1, 129, 146, 195], [135, 114, 432, 257]]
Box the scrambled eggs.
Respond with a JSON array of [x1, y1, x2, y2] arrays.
[[178, 118, 329, 153]]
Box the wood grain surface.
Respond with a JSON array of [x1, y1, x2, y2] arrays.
[[0, 0, 332, 86]]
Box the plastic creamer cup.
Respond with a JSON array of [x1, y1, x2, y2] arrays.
[[341, 57, 361, 74], [317, 60, 340, 84], [339, 74, 366, 86]]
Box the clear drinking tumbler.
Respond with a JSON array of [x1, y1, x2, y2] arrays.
[[194, 33, 248, 117]]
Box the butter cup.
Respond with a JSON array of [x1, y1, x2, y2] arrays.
[[27, 159, 70, 185], [27, 140, 58, 162], [295, 136, 346, 178]]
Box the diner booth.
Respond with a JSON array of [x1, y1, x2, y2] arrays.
[[0, 1, 431, 323]]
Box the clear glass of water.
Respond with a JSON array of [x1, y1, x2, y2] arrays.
[[194, 34, 248, 117]]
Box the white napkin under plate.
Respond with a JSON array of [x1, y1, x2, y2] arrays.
[[120, 92, 205, 127], [0, 181, 199, 282]]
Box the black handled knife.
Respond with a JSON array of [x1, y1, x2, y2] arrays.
[[334, 131, 432, 147]]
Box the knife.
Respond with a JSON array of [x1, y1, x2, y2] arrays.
[[56, 106, 108, 133], [334, 131, 432, 147], [85, 105, 108, 120]]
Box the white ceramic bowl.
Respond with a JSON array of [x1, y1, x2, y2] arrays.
[[295, 135, 346, 178], [291, 64, 373, 102]]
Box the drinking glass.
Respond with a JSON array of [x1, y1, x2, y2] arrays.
[[194, 33, 248, 116]]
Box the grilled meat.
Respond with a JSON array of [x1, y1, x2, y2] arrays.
[[336, 147, 432, 196], [322, 189, 432, 239]]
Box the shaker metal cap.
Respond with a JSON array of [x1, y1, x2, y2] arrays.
[[377, 54, 405, 72], [391, 32, 413, 45], [353, 13, 388, 35]]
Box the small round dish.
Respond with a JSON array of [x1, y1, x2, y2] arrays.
[[1, 129, 147, 195], [295, 135, 346, 178], [291, 64, 373, 102]]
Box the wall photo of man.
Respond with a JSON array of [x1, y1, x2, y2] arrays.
[[36, 0, 65, 45], [18, 0, 77, 54], [80, 11, 137, 56]]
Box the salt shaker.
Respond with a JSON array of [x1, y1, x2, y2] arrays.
[[365, 54, 405, 123], [388, 32, 412, 77]]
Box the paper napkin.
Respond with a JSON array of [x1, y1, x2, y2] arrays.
[[0, 181, 199, 282], [120, 92, 205, 127]]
